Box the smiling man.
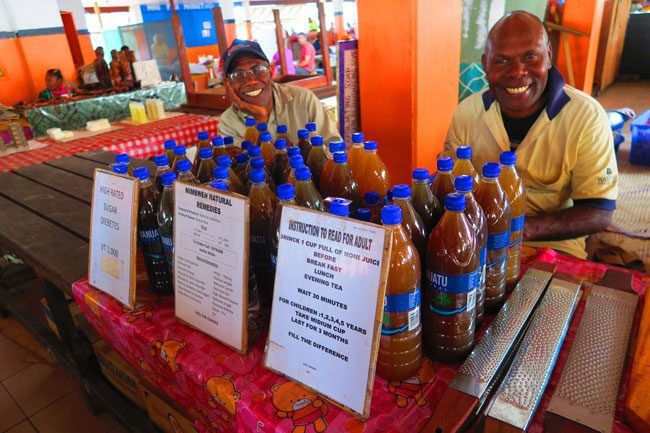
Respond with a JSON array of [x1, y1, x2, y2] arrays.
[[217, 40, 340, 145], [444, 11, 618, 259]]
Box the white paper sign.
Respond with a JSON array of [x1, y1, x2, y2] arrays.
[[264, 205, 391, 417], [173, 182, 249, 353], [88, 169, 138, 307]]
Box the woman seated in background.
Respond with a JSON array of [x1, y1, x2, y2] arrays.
[[37, 69, 76, 101]]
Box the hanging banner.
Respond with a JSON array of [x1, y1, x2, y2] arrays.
[[337, 39, 360, 144], [264, 205, 391, 417], [88, 169, 139, 308], [173, 181, 250, 354]]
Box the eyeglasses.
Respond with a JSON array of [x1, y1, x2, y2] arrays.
[[227, 65, 270, 82]]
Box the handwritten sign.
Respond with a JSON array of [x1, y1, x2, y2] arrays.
[[337, 39, 360, 144], [173, 181, 250, 353], [264, 205, 391, 417], [88, 169, 138, 307]]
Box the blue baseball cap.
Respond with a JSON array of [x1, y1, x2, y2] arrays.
[[223, 39, 269, 74]]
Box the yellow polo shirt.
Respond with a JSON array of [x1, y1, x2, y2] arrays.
[[444, 67, 618, 259]]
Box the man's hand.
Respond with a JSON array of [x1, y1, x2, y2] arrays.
[[523, 205, 614, 242], [224, 80, 270, 123]]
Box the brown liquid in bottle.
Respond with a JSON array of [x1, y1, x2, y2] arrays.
[[170, 146, 188, 174], [363, 192, 381, 224], [195, 148, 217, 184], [391, 185, 427, 261], [411, 168, 443, 235], [276, 124, 294, 148], [321, 151, 361, 211], [243, 118, 258, 144], [306, 136, 328, 191], [474, 163, 511, 314], [296, 129, 312, 162], [424, 192, 478, 364], [430, 157, 455, 210], [377, 205, 422, 380], [319, 141, 345, 192], [452, 146, 480, 191]]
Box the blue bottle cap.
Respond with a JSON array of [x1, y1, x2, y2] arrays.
[[297, 129, 309, 139], [277, 124, 288, 134], [364, 141, 378, 151], [333, 152, 348, 163], [329, 199, 350, 217], [437, 156, 453, 171], [329, 141, 345, 153], [387, 188, 394, 202], [248, 146, 262, 157], [164, 139, 176, 150], [116, 153, 130, 163], [217, 155, 232, 167], [209, 179, 228, 191], [161, 171, 177, 186], [311, 136, 323, 146], [289, 155, 304, 169], [155, 154, 169, 167], [250, 168, 265, 183], [199, 147, 213, 159], [235, 153, 248, 164], [274, 139, 287, 149], [352, 132, 364, 143], [259, 132, 272, 142], [306, 122, 316, 132], [177, 159, 191, 172], [213, 166, 229, 180], [245, 118, 255, 127], [355, 208, 372, 222], [295, 166, 311, 181], [133, 166, 149, 180], [277, 183, 295, 200], [381, 205, 402, 225], [500, 151, 516, 166], [241, 140, 252, 151], [257, 123, 268, 132], [173, 145, 186, 156], [392, 184, 412, 199], [112, 162, 128, 174], [198, 131, 209, 140], [456, 146, 472, 159], [287, 147, 300, 157], [482, 162, 501, 178], [250, 157, 265, 169], [445, 192, 466, 211], [224, 136, 234, 145], [365, 191, 379, 205], [454, 174, 474, 192], [412, 168, 430, 180], [211, 136, 224, 147]]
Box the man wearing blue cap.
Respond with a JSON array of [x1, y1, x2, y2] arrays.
[[217, 39, 341, 145]]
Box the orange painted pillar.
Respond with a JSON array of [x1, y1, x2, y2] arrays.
[[357, 0, 462, 185], [243, 0, 253, 40], [221, 0, 238, 45], [333, 0, 345, 39], [556, 0, 605, 93]]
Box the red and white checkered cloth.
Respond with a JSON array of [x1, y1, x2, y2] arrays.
[[0, 114, 220, 172]]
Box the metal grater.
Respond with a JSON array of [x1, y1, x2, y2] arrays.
[[450, 268, 553, 400], [485, 278, 581, 433], [546, 285, 637, 433]]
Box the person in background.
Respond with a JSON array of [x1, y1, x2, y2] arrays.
[[151, 34, 170, 67], [444, 11, 618, 259], [93, 46, 112, 88], [37, 69, 76, 101], [270, 41, 296, 76], [308, 17, 319, 32], [217, 39, 340, 145], [295, 33, 316, 75]]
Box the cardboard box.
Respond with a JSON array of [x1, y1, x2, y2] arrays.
[[139, 380, 198, 433], [92, 340, 146, 409]]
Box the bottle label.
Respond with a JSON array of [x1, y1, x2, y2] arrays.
[[139, 229, 162, 243], [511, 214, 525, 232], [480, 246, 487, 266], [487, 231, 510, 251], [478, 246, 487, 290], [161, 235, 173, 251], [381, 287, 420, 335], [426, 270, 478, 294], [270, 253, 277, 269], [467, 289, 476, 312]]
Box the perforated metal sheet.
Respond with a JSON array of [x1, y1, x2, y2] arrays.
[[547, 285, 637, 433], [486, 278, 581, 432], [450, 268, 553, 399]]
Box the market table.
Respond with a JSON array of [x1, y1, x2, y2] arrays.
[[0, 149, 160, 433], [0, 113, 219, 172], [72, 244, 649, 431], [25, 81, 187, 137]]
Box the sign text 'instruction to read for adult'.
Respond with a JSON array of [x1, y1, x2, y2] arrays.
[[265, 205, 390, 417], [89, 169, 137, 307], [174, 182, 249, 353]]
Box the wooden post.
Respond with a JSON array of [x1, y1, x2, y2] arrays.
[[317, 2, 332, 85], [170, 0, 193, 92], [213, 7, 229, 60], [273, 9, 288, 76]]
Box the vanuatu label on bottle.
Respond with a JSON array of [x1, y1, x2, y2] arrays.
[[511, 214, 525, 232], [427, 270, 478, 316], [161, 234, 173, 251], [477, 246, 487, 289], [487, 231, 510, 250], [381, 287, 420, 336], [139, 228, 162, 243]]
